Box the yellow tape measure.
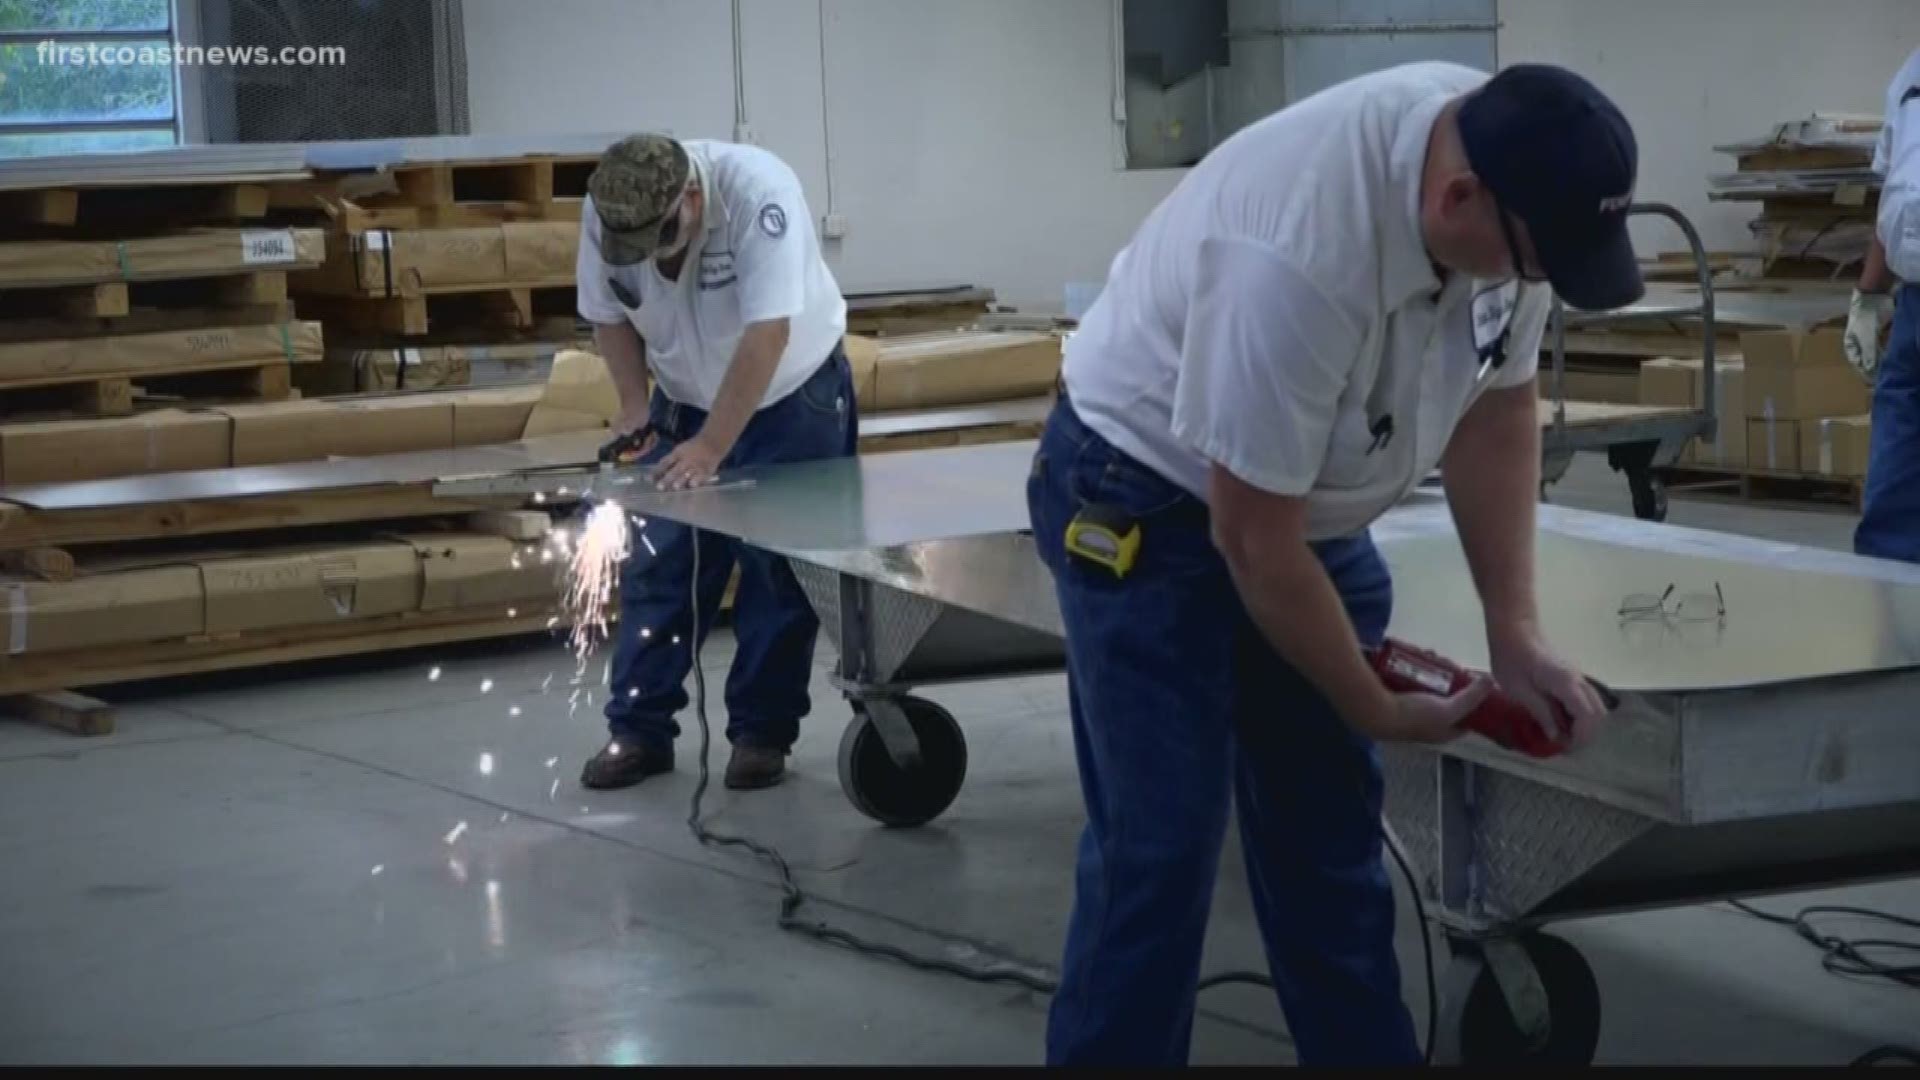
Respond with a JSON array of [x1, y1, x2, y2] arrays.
[[1064, 503, 1141, 578]]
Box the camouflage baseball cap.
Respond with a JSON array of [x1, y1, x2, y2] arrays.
[[588, 134, 692, 266]]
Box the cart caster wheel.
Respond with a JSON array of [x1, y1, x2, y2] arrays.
[[1628, 471, 1669, 522], [1455, 933, 1601, 1065], [837, 695, 967, 828]]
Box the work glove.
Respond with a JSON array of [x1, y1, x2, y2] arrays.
[[1845, 289, 1895, 383]]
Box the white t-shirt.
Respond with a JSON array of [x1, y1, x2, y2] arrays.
[[1065, 61, 1550, 541], [577, 140, 848, 411], [1875, 46, 1920, 282]]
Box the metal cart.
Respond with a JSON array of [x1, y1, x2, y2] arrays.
[[526, 443, 1920, 1066], [1542, 203, 1720, 522]]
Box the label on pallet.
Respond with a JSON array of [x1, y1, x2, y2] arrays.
[[241, 229, 297, 265]]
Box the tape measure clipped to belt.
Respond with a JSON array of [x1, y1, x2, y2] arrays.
[[1064, 503, 1141, 578]]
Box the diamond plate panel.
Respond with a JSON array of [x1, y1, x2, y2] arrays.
[[1383, 747, 1656, 924], [789, 561, 944, 686]]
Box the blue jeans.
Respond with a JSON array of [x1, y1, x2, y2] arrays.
[[1028, 399, 1419, 1067], [1858, 284, 1920, 562], [604, 346, 858, 752]]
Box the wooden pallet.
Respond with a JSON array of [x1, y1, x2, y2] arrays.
[[271, 155, 595, 232], [0, 359, 294, 417], [293, 281, 577, 336], [0, 606, 562, 702], [0, 270, 289, 324], [1654, 464, 1864, 511], [0, 181, 271, 232]]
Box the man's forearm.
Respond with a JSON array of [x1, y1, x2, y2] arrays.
[[1442, 382, 1542, 645], [593, 322, 650, 421], [1224, 542, 1396, 730], [701, 319, 790, 449], [1860, 233, 1896, 294]]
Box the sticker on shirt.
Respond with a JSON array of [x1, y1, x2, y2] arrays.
[[759, 203, 788, 239], [1470, 281, 1519, 377], [699, 249, 737, 292]]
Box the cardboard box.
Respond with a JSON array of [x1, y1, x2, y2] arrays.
[[1638, 358, 1698, 408], [448, 385, 542, 446], [524, 348, 618, 437], [1688, 363, 1747, 467], [220, 397, 455, 465], [1801, 415, 1872, 478], [0, 409, 230, 485], [1748, 418, 1803, 473], [1746, 363, 1870, 421], [0, 228, 325, 289], [199, 543, 422, 634], [405, 534, 558, 613], [2, 566, 204, 655], [868, 331, 1062, 412], [299, 346, 473, 395], [1742, 328, 1849, 371], [292, 222, 577, 297], [1559, 368, 1641, 404], [844, 334, 881, 407]]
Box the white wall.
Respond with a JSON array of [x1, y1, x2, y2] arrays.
[[1498, 0, 1917, 257], [462, 0, 1181, 309], [463, 0, 1920, 303]]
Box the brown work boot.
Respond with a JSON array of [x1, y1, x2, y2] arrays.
[[725, 744, 787, 790], [580, 738, 674, 790]]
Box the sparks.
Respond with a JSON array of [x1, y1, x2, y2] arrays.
[[628, 687, 639, 699], [541, 674, 553, 692], [478, 752, 494, 776], [533, 491, 547, 505], [486, 879, 501, 900], [499, 813, 511, 824], [569, 688, 580, 706], [546, 616, 559, 629], [510, 554, 523, 569], [601, 659, 610, 686], [563, 500, 631, 665], [640, 627, 652, 640], [480, 678, 494, 694], [444, 821, 468, 845], [509, 706, 523, 718], [507, 607, 518, 619], [428, 666, 442, 682], [672, 635, 681, 645], [642, 532, 658, 557], [545, 756, 559, 769], [548, 778, 560, 800], [370, 864, 384, 876]]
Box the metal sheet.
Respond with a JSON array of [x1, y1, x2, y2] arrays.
[[1567, 285, 1846, 331], [600, 440, 1038, 552], [1, 432, 606, 511], [858, 398, 1050, 439]]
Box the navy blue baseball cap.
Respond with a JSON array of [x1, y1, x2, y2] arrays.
[[1459, 64, 1643, 311]]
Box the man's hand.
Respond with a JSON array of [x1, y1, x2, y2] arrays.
[[1489, 627, 1608, 750], [651, 434, 728, 490], [1846, 289, 1894, 383], [1361, 682, 1489, 745]]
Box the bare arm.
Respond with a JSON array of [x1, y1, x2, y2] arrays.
[[592, 320, 650, 433], [649, 317, 791, 489], [700, 317, 791, 452], [1209, 465, 1479, 743], [1440, 382, 1541, 645], [1860, 233, 1897, 294]]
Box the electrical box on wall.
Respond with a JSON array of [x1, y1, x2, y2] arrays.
[[821, 213, 849, 240], [733, 123, 757, 145]]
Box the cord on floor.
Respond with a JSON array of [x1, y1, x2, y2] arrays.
[[1723, 898, 1920, 1067], [678, 524, 1439, 1064]]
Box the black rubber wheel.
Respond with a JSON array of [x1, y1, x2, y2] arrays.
[[1629, 471, 1669, 522], [1459, 933, 1602, 1065], [837, 695, 968, 828]]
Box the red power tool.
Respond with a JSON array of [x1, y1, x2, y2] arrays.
[[1368, 638, 1609, 758]]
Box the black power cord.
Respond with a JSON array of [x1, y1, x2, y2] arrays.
[[1723, 899, 1920, 1067], [680, 526, 1440, 1063]]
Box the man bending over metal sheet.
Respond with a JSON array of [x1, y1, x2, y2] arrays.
[[1028, 63, 1637, 1066], [574, 134, 857, 793]]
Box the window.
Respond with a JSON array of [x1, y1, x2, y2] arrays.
[[0, 0, 178, 159], [1121, 0, 1498, 170]]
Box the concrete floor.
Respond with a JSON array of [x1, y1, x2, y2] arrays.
[[1, 456, 1914, 1065]]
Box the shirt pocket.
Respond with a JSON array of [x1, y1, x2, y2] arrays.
[[1317, 407, 1392, 491]]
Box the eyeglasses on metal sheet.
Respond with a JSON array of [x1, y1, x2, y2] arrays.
[[1618, 582, 1726, 623]]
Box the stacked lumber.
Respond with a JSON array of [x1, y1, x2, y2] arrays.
[[269, 151, 592, 394], [846, 285, 999, 336], [1709, 114, 1883, 281], [0, 186, 327, 416]]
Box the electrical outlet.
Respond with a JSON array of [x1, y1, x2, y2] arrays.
[[733, 122, 756, 145], [821, 212, 849, 239]]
